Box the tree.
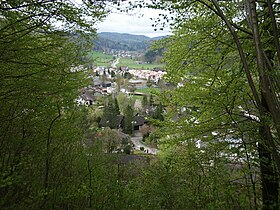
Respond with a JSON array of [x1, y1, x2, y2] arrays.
[[124, 71, 132, 79], [126, 143, 250, 209], [116, 72, 122, 92], [130, 0, 280, 208], [100, 127, 121, 153], [142, 94, 149, 114], [117, 92, 132, 115], [0, 1, 107, 208], [111, 70, 116, 78], [152, 102, 164, 121], [143, 47, 164, 64], [114, 98, 120, 115], [101, 97, 121, 129], [149, 94, 155, 106], [146, 77, 153, 87], [123, 105, 134, 134]]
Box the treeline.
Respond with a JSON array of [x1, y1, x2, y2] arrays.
[[93, 32, 165, 52], [93, 32, 149, 52]]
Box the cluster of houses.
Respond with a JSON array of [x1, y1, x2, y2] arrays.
[[128, 69, 166, 83], [103, 49, 143, 60], [76, 65, 166, 106]]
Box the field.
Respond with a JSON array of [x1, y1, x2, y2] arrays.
[[88, 51, 164, 69], [135, 87, 160, 95], [117, 58, 163, 70], [88, 51, 113, 66]]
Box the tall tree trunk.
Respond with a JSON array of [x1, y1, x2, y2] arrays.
[[248, 1, 279, 208], [259, 97, 279, 210]]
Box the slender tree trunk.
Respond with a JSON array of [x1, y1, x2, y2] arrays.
[[248, 0, 280, 143], [43, 105, 61, 207], [87, 159, 92, 208], [247, 1, 279, 208]]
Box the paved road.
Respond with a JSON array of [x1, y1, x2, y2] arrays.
[[130, 132, 158, 155], [111, 58, 119, 68]]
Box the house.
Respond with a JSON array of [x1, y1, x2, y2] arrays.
[[99, 113, 148, 131], [99, 115, 124, 129], [129, 79, 147, 88], [76, 90, 95, 106], [93, 77, 112, 88], [102, 81, 112, 87], [133, 115, 148, 130]]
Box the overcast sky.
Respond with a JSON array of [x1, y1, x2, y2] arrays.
[[96, 6, 172, 38]]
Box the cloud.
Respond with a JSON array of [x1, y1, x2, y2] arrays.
[[96, 7, 172, 37]]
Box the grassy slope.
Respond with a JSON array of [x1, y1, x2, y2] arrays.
[[117, 58, 163, 70], [88, 51, 164, 70], [88, 51, 113, 66], [135, 87, 160, 94]]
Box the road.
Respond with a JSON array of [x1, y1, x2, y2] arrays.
[[111, 58, 120, 68], [130, 132, 158, 155]]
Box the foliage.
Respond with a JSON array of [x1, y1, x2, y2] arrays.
[[141, 0, 280, 209], [2, 1, 280, 209], [123, 105, 135, 134], [117, 57, 163, 70], [117, 92, 133, 115], [99, 127, 121, 153], [152, 102, 164, 121], [0, 0, 107, 208], [143, 47, 164, 64], [126, 143, 257, 209], [94, 32, 151, 51], [88, 51, 114, 66], [101, 97, 121, 129]]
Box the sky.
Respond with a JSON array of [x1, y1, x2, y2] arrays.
[[95, 5, 172, 38]]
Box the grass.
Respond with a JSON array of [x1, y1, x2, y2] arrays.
[[87, 51, 164, 69], [132, 150, 152, 155], [88, 51, 113, 66], [117, 58, 163, 70], [132, 95, 143, 100], [135, 87, 160, 95]]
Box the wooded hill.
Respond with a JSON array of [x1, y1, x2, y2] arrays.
[[93, 32, 165, 52]]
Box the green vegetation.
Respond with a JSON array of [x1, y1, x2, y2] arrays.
[[135, 87, 160, 95], [117, 57, 163, 69], [2, 1, 280, 210], [88, 51, 113, 66], [94, 32, 150, 51], [88, 51, 163, 69], [0, 1, 108, 209], [146, 0, 280, 209]]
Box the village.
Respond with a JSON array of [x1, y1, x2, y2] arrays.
[[76, 56, 166, 155]]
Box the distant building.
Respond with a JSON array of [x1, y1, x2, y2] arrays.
[[129, 79, 147, 88], [76, 90, 95, 106], [99, 115, 124, 129], [133, 115, 148, 130]]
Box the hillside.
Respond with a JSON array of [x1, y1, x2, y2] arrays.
[[93, 32, 166, 52]]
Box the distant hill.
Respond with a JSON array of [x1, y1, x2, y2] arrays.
[[93, 32, 166, 52]]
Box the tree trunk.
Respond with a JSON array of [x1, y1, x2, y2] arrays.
[[259, 97, 279, 210], [248, 1, 279, 208]]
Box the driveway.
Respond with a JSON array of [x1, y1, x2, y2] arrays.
[[130, 132, 158, 155]]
